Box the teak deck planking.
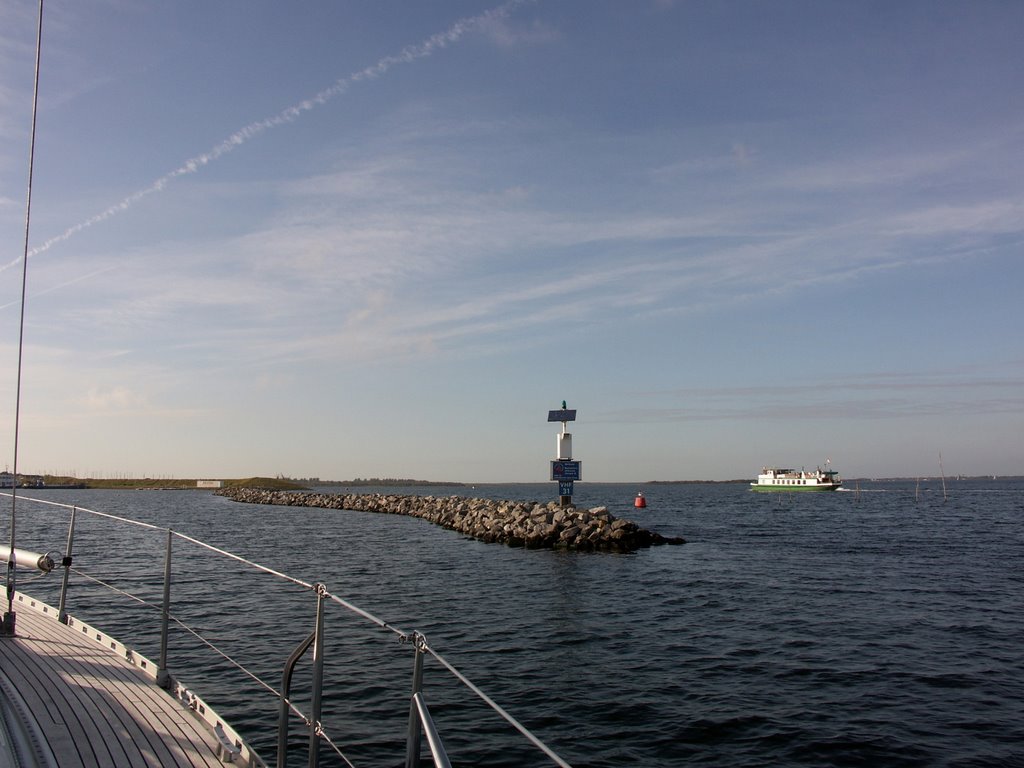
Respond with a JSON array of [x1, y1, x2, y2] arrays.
[[1, 595, 239, 767]]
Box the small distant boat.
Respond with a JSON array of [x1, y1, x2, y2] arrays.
[[751, 465, 842, 492]]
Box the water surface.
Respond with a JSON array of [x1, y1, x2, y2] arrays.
[[9, 479, 1023, 766]]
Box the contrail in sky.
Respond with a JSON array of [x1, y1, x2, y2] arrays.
[[1, 0, 527, 275]]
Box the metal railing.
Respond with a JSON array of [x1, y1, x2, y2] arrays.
[[2, 492, 573, 768]]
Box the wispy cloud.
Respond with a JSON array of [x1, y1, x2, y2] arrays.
[[603, 366, 1024, 423], [35, 150, 1009, 374], [80, 385, 150, 412], [0, 0, 530, 276], [479, 8, 559, 48], [882, 200, 1024, 237]]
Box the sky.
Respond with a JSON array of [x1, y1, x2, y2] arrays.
[[1, 0, 1022, 483]]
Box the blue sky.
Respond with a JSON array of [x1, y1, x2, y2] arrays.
[[1, 0, 1022, 482]]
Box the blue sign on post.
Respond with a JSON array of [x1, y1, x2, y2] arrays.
[[550, 460, 582, 481], [547, 409, 577, 422], [559, 480, 574, 497]]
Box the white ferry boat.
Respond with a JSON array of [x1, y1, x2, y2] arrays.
[[751, 465, 842, 491]]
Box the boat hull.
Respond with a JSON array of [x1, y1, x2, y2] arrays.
[[750, 483, 841, 492]]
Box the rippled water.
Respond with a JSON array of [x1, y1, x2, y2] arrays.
[[8, 479, 1023, 766]]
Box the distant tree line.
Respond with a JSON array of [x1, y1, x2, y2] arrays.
[[317, 478, 465, 487]]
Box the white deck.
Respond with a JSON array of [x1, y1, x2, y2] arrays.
[[1, 595, 246, 768]]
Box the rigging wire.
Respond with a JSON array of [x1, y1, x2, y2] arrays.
[[5, 0, 45, 634]]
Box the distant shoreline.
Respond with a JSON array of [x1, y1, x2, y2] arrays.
[[7, 475, 1019, 492]]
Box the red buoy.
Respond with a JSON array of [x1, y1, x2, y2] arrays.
[[634, 492, 646, 508]]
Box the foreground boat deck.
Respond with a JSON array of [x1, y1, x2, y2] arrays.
[[1, 595, 243, 768]]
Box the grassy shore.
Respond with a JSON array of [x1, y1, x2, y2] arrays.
[[39, 476, 306, 490]]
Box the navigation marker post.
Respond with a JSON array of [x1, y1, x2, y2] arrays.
[[548, 401, 581, 507]]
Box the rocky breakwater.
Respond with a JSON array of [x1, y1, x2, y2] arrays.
[[216, 488, 685, 553]]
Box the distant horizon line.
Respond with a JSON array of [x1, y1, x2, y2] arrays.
[[5, 472, 1020, 486]]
